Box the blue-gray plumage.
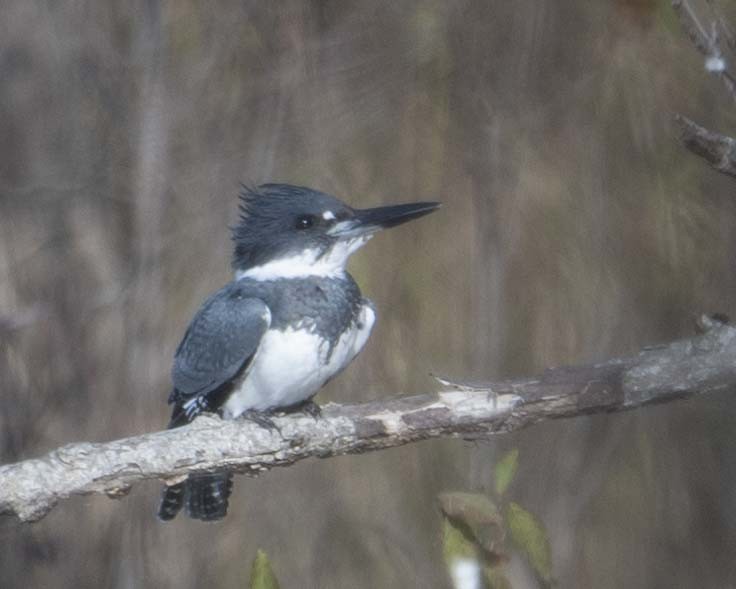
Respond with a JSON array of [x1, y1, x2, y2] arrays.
[[158, 183, 439, 522], [172, 294, 270, 401]]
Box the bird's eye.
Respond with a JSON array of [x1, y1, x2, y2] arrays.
[[295, 214, 316, 230]]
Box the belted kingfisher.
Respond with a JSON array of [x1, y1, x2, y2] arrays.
[[157, 183, 439, 521]]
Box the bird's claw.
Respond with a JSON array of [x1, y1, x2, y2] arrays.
[[299, 400, 322, 420], [241, 409, 281, 433]]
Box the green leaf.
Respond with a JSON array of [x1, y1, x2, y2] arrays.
[[442, 517, 477, 562], [249, 549, 281, 589], [438, 492, 506, 564], [494, 449, 519, 497], [483, 565, 513, 589], [506, 502, 553, 585]]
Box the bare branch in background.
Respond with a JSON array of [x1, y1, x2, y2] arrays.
[[673, 1, 736, 175], [2, 319, 735, 523], [675, 114, 736, 177], [673, 0, 736, 102]]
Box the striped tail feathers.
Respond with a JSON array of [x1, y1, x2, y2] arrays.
[[157, 473, 234, 522], [158, 396, 234, 522], [185, 473, 234, 521], [158, 481, 186, 521]]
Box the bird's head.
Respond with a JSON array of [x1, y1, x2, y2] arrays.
[[232, 183, 439, 280]]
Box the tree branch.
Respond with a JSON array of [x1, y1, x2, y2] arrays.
[[672, 1, 736, 177], [673, 0, 736, 103], [2, 320, 736, 523], [675, 114, 736, 178]]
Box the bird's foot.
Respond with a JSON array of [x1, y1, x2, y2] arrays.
[[281, 399, 322, 420], [299, 400, 322, 420], [241, 409, 281, 433]]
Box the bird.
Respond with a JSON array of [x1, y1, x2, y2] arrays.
[[157, 183, 439, 521]]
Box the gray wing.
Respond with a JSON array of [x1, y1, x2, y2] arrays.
[[171, 285, 271, 401]]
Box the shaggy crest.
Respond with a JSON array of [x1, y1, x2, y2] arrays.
[[231, 183, 352, 271]]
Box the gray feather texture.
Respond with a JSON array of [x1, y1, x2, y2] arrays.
[[171, 290, 271, 400]]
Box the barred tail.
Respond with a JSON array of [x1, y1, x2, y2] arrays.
[[158, 482, 186, 521], [157, 473, 234, 522], [185, 473, 234, 521], [157, 399, 234, 522]]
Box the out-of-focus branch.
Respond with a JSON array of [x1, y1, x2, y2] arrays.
[[673, 0, 736, 102], [675, 114, 736, 177], [673, 1, 736, 176], [2, 320, 736, 523]]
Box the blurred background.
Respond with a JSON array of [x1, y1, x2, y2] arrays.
[[2, 0, 736, 587]]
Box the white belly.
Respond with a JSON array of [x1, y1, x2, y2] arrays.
[[222, 304, 375, 416]]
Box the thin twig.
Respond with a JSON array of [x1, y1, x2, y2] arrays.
[[673, 0, 736, 103]]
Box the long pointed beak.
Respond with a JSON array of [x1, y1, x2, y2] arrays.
[[328, 201, 440, 238]]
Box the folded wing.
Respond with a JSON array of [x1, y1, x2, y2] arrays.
[[171, 284, 271, 404]]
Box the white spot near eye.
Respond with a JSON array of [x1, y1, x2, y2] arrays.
[[322, 211, 336, 221]]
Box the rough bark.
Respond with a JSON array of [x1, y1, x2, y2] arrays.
[[675, 115, 736, 178], [2, 320, 736, 523]]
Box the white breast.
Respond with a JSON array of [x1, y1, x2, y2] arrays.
[[222, 303, 376, 416]]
